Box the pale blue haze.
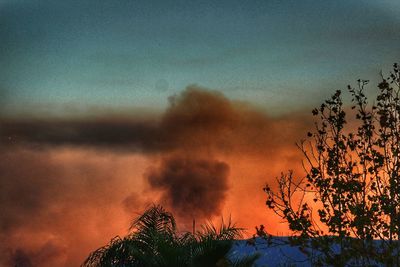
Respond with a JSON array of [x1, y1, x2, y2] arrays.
[[1, 0, 399, 115]]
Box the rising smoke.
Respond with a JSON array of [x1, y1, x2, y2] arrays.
[[147, 155, 230, 220], [0, 86, 312, 266]]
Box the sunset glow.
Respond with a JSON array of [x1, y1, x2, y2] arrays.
[[1, 1, 400, 266]]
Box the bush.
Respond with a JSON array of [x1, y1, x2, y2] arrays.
[[265, 63, 400, 266]]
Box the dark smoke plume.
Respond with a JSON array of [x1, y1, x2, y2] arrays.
[[0, 118, 161, 152], [0, 86, 310, 155], [146, 156, 229, 220], [0, 86, 312, 266]]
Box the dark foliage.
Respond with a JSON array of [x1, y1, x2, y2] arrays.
[[82, 205, 258, 267], [265, 63, 400, 266]]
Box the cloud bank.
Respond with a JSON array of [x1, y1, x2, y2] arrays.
[[1, 86, 310, 155], [0, 86, 312, 266]]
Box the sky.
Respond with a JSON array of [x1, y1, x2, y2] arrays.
[[0, 1, 400, 266], [1, 0, 399, 116]]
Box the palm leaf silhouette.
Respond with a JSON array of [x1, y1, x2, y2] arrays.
[[82, 205, 257, 267]]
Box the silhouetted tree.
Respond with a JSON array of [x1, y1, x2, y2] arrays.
[[265, 63, 400, 266], [82, 205, 258, 267]]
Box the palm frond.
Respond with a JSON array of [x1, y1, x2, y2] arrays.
[[198, 216, 244, 241], [130, 204, 176, 236], [82, 206, 248, 267]]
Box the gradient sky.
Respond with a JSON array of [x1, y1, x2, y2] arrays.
[[1, 1, 400, 266], [1, 0, 399, 116]]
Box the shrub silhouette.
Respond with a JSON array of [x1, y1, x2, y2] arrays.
[[82, 205, 258, 267], [265, 63, 400, 266]]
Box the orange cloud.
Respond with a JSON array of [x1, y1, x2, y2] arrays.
[[0, 86, 313, 265]]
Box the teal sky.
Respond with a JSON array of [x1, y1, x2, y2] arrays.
[[1, 0, 400, 116]]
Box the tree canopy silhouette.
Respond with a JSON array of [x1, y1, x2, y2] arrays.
[[82, 205, 258, 267], [265, 63, 400, 266]]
